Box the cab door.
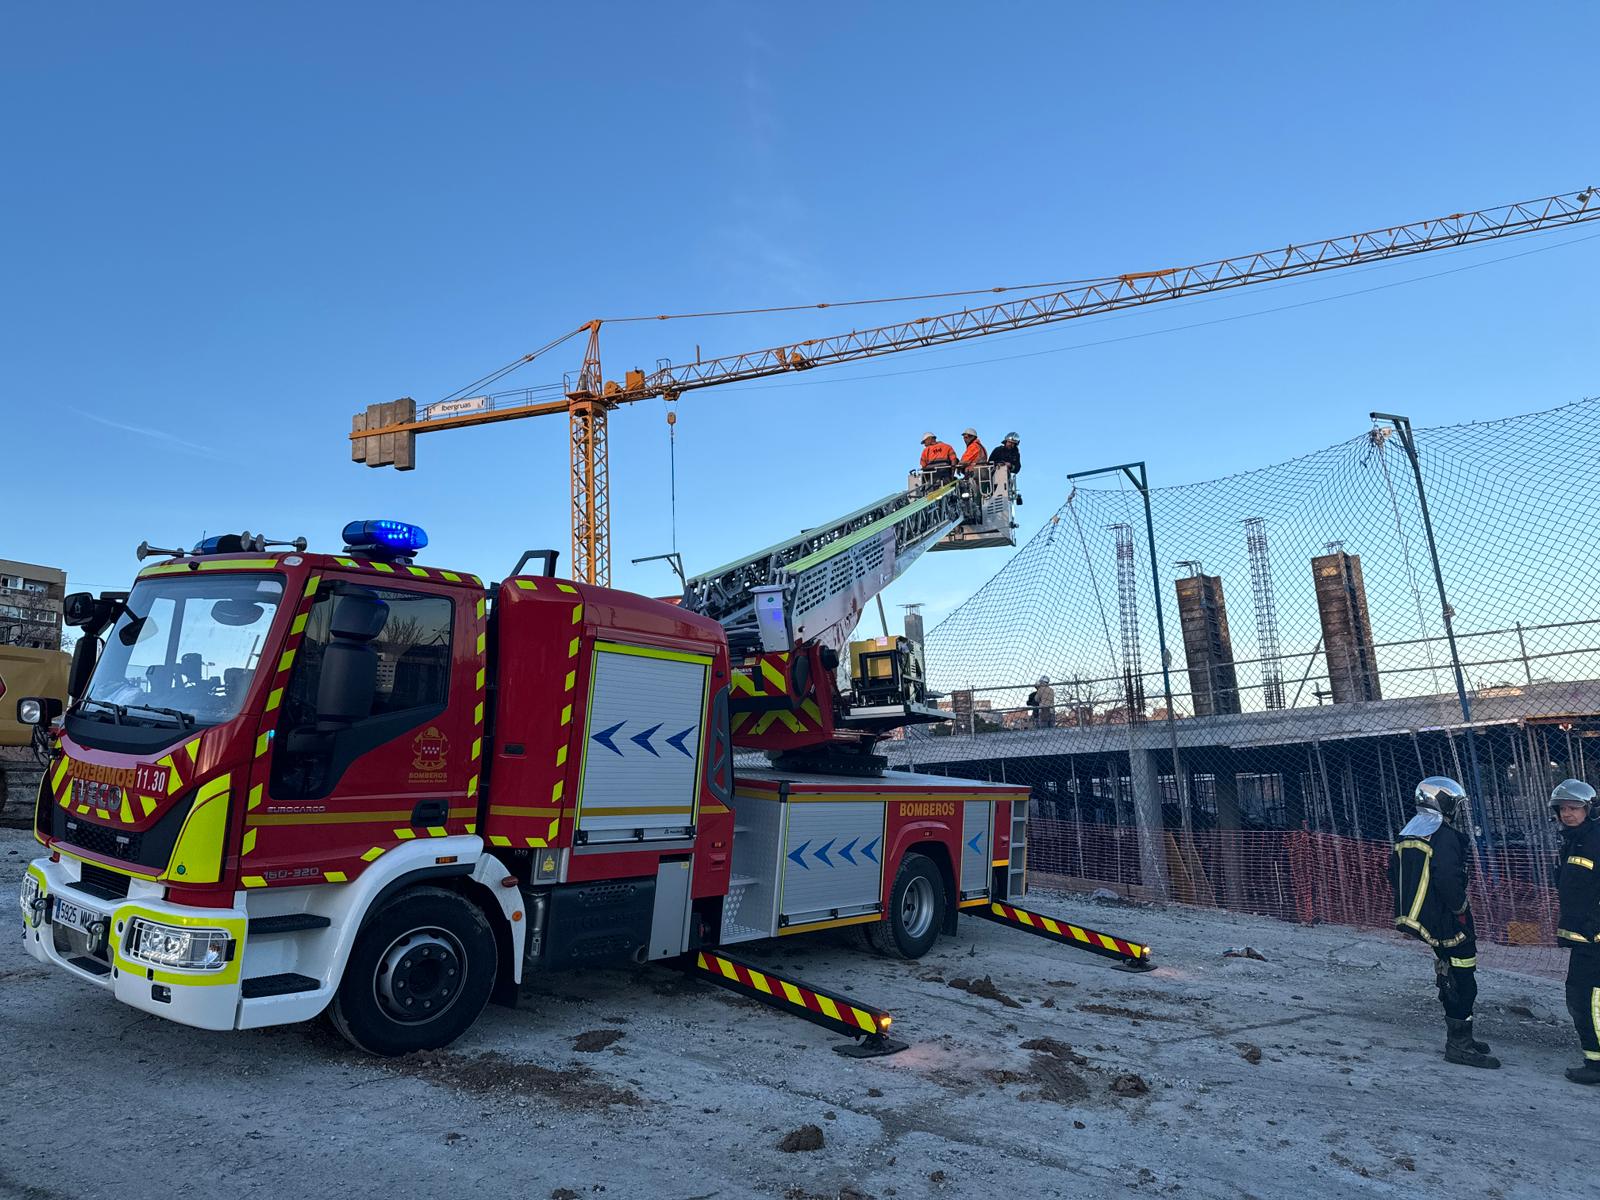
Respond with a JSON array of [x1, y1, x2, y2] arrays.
[[238, 575, 478, 889]]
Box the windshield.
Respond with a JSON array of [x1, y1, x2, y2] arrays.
[[81, 573, 285, 727]]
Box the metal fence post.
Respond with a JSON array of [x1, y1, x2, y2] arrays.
[[1068, 460, 1185, 898], [1371, 412, 1491, 851]]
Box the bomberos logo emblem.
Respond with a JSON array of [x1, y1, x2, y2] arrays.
[[410, 726, 449, 783]]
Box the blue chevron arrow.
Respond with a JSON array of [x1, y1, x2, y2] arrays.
[[860, 837, 879, 864], [592, 721, 625, 756], [837, 837, 858, 865], [813, 838, 835, 867], [630, 723, 662, 756], [665, 725, 696, 758], [967, 832, 982, 854], [787, 840, 810, 870]]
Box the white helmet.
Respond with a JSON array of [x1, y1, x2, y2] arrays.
[[962, 427, 978, 438], [921, 431, 937, 442]]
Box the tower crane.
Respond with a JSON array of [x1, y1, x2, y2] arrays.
[[352, 183, 1596, 587]]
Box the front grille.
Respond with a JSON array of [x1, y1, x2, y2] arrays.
[[61, 815, 143, 865], [77, 863, 132, 901]]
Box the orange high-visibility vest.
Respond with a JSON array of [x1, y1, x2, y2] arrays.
[[921, 441, 958, 468], [961, 439, 988, 465]]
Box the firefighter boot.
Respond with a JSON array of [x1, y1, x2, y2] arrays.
[[1565, 1062, 1600, 1085], [1444, 1018, 1501, 1069], [1458, 1015, 1491, 1054]]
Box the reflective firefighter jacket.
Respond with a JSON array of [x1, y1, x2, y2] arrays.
[[1556, 818, 1600, 954], [1390, 813, 1472, 948]]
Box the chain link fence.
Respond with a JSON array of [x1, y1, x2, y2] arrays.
[[887, 396, 1600, 974]]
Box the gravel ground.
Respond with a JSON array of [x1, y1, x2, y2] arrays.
[[0, 825, 1587, 1200]]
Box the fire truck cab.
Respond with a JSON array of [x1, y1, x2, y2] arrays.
[[19, 520, 1028, 1054]]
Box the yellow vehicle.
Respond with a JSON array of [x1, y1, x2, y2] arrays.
[[1, 558, 68, 748]]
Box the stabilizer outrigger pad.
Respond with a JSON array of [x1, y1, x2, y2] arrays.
[[676, 948, 909, 1056], [970, 900, 1154, 971]]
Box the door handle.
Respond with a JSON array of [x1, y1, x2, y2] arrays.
[[411, 798, 449, 827]]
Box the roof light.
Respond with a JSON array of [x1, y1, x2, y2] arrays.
[[194, 533, 264, 555], [343, 519, 428, 558]]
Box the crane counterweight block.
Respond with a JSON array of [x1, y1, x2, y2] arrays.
[[677, 948, 908, 1057], [351, 398, 417, 470], [972, 900, 1155, 972]]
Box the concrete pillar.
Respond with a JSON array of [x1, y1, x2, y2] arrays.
[[1212, 750, 1245, 908], [1129, 747, 1172, 900]]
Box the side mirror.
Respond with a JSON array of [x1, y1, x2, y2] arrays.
[[62, 592, 98, 628], [63, 591, 129, 638], [16, 696, 64, 726], [68, 636, 102, 701]]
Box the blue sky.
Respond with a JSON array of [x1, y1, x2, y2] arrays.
[[3, 3, 1597, 633]]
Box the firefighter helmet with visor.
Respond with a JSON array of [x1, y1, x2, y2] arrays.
[[1415, 776, 1470, 826], [1549, 778, 1596, 817]]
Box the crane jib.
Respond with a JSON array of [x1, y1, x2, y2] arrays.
[[352, 183, 1598, 587]]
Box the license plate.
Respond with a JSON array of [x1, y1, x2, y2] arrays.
[[52, 896, 108, 935]]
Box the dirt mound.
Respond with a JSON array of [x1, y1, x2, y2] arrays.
[[1020, 1037, 1087, 1065], [1236, 1042, 1263, 1064], [947, 975, 1023, 1008], [1110, 1073, 1150, 1096], [778, 1124, 826, 1152], [572, 1029, 624, 1053], [985, 1053, 1091, 1103], [1078, 1002, 1173, 1022], [391, 1051, 642, 1109]]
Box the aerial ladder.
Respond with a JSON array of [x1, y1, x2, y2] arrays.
[[351, 182, 1597, 587]]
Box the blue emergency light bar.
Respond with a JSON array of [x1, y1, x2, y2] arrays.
[[195, 533, 253, 555], [342, 519, 428, 557]]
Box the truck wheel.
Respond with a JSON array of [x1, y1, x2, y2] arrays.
[[330, 886, 497, 1057], [865, 853, 945, 959]]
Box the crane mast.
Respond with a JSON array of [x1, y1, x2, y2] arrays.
[[353, 183, 1597, 584]]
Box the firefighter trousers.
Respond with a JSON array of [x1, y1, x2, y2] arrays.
[[1433, 946, 1478, 1021], [1565, 952, 1600, 1063]]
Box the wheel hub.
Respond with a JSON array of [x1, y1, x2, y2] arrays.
[[900, 876, 935, 940], [374, 928, 466, 1024]]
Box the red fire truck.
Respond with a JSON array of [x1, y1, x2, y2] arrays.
[[18, 491, 1145, 1055]]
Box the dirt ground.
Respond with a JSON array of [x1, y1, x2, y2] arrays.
[[1, 825, 1588, 1200]]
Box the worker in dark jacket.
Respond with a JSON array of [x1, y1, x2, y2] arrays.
[[989, 432, 1022, 504], [1551, 778, 1600, 1085], [989, 432, 1022, 475], [1390, 776, 1499, 1068]]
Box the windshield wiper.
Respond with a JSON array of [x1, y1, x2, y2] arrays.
[[77, 699, 127, 725], [122, 703, 196, 729]]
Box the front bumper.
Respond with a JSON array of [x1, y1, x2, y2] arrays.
[[20, 857, 246, 1031]]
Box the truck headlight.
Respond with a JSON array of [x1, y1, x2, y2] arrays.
[[125, 917, 234, 972], [20, 874, 45, 928]]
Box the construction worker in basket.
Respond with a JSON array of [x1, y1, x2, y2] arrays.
[[1389, 776, 1500, 1069], [958, 427, 987, 472], [919, 432, 959, 485], [1550, 778, 1600, 1085]]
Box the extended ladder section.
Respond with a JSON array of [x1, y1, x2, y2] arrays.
[[685, 476, 1011, 656]]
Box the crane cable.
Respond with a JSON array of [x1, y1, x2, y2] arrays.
[[666, 399, 679, 558]]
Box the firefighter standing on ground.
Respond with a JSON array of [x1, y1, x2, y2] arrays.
[[1390, 776, 1500, 1068], [1551, 778, 1600, 1085]]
